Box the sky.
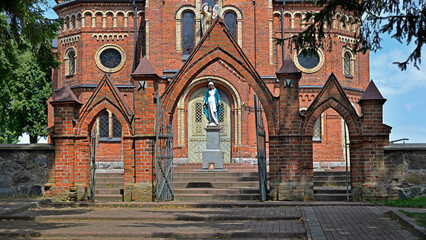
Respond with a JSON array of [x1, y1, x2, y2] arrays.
[[19, 0, 426, 143]]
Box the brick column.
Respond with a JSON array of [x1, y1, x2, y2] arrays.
[[269, 55, 313, 201], [356, 80, 392, 200], [125, 56, 160, 201], [48, 85, 82, 200]]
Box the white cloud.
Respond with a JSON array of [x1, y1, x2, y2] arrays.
[[371, 48, 426, 97]]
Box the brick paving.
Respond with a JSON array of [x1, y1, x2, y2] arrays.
[[13, 206, 303, 221], [0, 201, 420, 239], [310, 206, 416, 240]]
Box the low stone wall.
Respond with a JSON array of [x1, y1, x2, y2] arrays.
[[0, 143, 424, 200], [384, 144, 426, 199], [0, 144, 54, 197]]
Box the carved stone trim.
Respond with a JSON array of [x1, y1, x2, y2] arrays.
[[92, 33, 128, 41], [293, 48, 325, 74], [60, 35, 80, 45]]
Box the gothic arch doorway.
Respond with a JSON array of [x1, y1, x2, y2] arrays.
[[187, 86, 232, 163]]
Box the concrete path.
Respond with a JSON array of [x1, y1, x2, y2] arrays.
[[0, 200, 422, 239]]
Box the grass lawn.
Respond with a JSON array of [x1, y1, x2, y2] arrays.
[[399, 210, 426, 228], [382, 197, 426, 208]]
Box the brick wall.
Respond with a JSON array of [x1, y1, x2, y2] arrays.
[[48, 0, 386, 201]]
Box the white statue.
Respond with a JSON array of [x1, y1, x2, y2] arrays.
[[203, 82, 221, 126]]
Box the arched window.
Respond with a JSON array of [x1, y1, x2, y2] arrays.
[[68, 51, 76, 75], [224, 11, 237, 40], [343, 50, 354, 77], [313, 117, 322, 141], [98, 111, 122, 141], [203, 0, 216, 7], [64, 47, 76, 76], [182, 11, 195, 59]]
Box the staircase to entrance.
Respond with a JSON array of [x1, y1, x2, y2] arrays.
[[313, 171, 351, 201], [95, 171, 124, 202], [174, 163, 263, 201]]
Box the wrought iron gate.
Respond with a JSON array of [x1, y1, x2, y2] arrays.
[[90, 128, 98, 202], [254, 95, 268, 201], [155, 96, 174, 201]]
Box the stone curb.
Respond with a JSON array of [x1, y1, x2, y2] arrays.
[[45, 201, 374, 208], [0, 231, 306, 239], [385, 210, 426, 239], [0, 214, 302, 221], [0, 199, 51, 217]]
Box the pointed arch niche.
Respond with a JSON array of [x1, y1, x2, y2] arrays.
[[176, 76, 242, 152]]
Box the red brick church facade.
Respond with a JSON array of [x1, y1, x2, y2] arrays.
[[47, 0, 393, 201]]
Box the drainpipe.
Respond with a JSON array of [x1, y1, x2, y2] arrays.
[[281, 0, 285, 62], [132, 0, 138, 185], [132, 0, 138, 72]]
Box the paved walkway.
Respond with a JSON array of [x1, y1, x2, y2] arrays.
[[0, 200, 422, 239]]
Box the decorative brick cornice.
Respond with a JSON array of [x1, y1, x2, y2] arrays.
[[338, 35, 356, 44], [92, 33, 128, 41], [60, 35, 80, 45]]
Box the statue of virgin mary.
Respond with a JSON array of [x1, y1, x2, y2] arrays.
[[203, 82, 221, 126]]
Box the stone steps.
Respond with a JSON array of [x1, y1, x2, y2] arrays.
[[174, 163, 263, 201], [174, 171, 258, 177], [313, 171, 351, 201], [94, 172, 124, 202], [174, 187, 259, 195], [175, 181, 259, 188]]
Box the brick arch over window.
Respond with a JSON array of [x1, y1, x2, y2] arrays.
[[175, 5, 197, 53], [221, 6, 243, 46], [301, 74, 361, 136], [77, 100, 131, 137], [162, 48, 277, 135], [302, 98, 360, 137]]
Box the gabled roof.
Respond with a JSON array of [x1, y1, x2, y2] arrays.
[[359, 80, 386, 103], [78, 74, 133, 121], [276, 54, 300, 75], [163, 16, 273, 104], [305, 73, 358, 118], [51, 85, 82, 105]]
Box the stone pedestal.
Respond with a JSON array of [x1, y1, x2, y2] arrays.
[[200, 126, 226, 171]]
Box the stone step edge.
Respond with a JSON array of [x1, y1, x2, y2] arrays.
[[313, 187, 352, 190], [0, 215, 301, 221], [174, 193, 259, 197], [313, 194, 352, 197], [0, 230, 306, 239], [43, 201, 374, 209], [175, 187, 260, 190]]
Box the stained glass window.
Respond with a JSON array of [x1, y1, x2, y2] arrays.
[[224, 12, 237, 40], [344, 52, 352, 76], [100, 49, 122, 69], [99, 112, 109, 138], [112, 114, 122, 138], [298, 50, 320, 70], [99, 111, 122, 140], [68, 51, 75, 75], [182, 11, 195, 57], [313, 117, 321, 141]]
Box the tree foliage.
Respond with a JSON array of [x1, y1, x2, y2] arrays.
[[278, 0, 425, 70], [0, 1, 60, 143]]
